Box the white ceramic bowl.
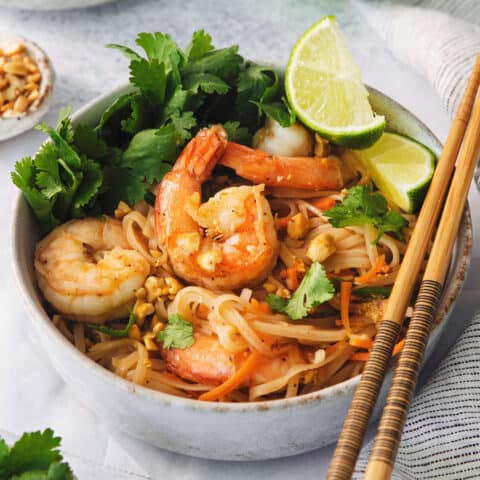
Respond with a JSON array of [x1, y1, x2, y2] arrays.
[[11, 83, 472, 461]]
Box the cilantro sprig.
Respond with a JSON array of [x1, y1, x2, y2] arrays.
[[266, 262, 335, 320], [324, 185, 408, 241], [0, 429, 73, 480], [156, 314, 195, 349], [13, 30, 294, 232]]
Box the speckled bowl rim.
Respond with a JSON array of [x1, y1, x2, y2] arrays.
[[11, 82, 472, 415]]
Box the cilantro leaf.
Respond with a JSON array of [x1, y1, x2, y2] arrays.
[[169, 111, 197, 143], [135, 32, 185, 70], [251, 99, 295, 128], [88, 311, 136, 338], [100, 164, 146, 212], [129, 58, 167, 106], [46, 461, 74, 480], [185, 30, 214, 61], [183, 72, 230, 95], [106, 43, 142, 62], [121, 124, 177, 183], [156, 314, 195, 349], [73, 124, 110, 161], [266, 262, 335, 320], [222, 121, 251, 144], [324, 185, 408, 241], [182, 45, 242, 81], [0, 429, 61, 478]]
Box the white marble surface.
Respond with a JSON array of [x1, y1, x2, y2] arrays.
[[0, 1, 478, 478]]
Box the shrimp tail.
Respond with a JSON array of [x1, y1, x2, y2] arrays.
[[219, 142, 348, 190], [173, 125, 228, 181]]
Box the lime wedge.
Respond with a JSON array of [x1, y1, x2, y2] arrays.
[[285, 16, 385, 148], [353, 132, 436, 212]]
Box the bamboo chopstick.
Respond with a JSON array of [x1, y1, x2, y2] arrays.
[[364, 65, 480, 480], [327, 55, 480, 480]]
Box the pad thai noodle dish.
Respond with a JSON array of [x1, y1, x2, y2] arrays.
[[13, 21, 434, 402]]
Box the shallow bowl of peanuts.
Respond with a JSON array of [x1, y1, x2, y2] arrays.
[[0, 33, 54, 141]]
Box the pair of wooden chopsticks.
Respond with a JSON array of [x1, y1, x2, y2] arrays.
[[327, 54, 480, 480]]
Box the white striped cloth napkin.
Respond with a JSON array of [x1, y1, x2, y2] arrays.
[[351, 1, 480, 477]]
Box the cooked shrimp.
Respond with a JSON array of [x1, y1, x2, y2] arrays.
[[162, 332, 301, 386], [219, 142, 358, 190], [155, 126, 279, 290], [35, 217, 150, 323]]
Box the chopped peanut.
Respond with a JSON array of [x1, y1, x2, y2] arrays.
[[152, 321, 165, 335], [144, 275, 166, 302], [287, 212, 310, 239], [306, 233, 336, 263], [128, 324, 141, 341], [262, 282, 277, 293], [143, 332, 159, 351], [114, 200, 131, 219], [164, 276, 182, 297], [133, 300, 155, 325], [135, 286, 147, 300], [13, 95, 28, 113]]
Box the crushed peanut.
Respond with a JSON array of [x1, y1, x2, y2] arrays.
[[0, 41, 41, 117], [143, 332, 159, 351], [287, 212, 310, 239], [133, 299, 155, 325], [128, 324, 142, 341], [114, 201, 132, 219], [306, 233, 337, 263]]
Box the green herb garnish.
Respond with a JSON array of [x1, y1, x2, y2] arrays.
[[13, 30, 294, 233], [266, 262, 335, 320], [324, 185, 408, 241], [88, 311, 136, 338], [156, 314, 195, 349], [0, 429, 73, 479]]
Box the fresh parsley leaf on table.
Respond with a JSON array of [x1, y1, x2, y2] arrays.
[[324, 185, 408, 241], [0, 429, 73, 480], [266, 262, 335, 320], [156, 314, 195, 349]]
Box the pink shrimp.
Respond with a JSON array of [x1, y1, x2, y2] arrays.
[[162, 332, 302, 387], [219, 142, 357, 190], [155, 126, 279, 291]]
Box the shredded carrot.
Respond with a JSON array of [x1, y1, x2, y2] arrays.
[[349, 338, 373, 350], [325, 341, 346, 359], [197, 304, 210, 318], [340, 281, 352, 335], [199, 351, 263, 401], [354, 254, 390, 285], [311, 197, 336, 211], [351, 352, 370, 362], [335, 318, 364, 328], [392, 338, 405, 357], [250, 299, 273, 314], [286, 267, 299, 290], [276, 216, 292, 229]]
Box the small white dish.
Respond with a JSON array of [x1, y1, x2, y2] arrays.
[[0, 32, 54, 142]]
